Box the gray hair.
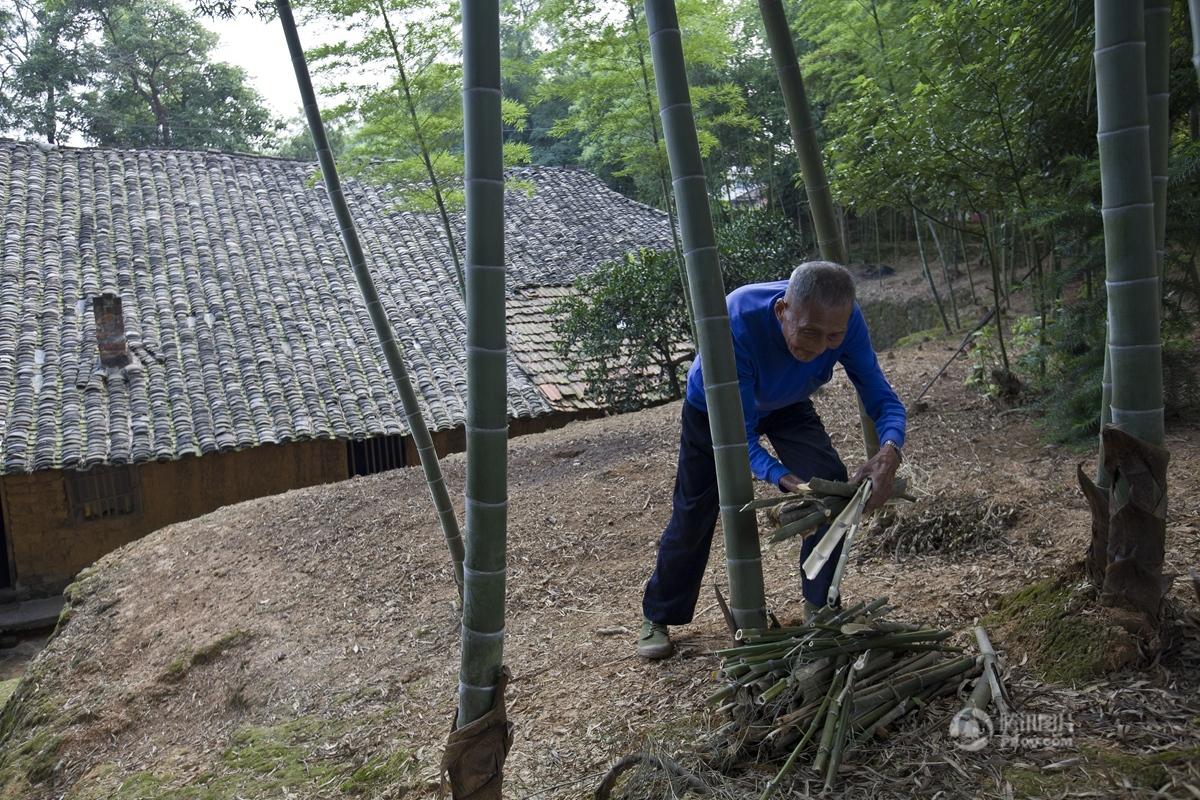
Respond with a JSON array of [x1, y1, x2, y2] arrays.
[[783, 261, 856, 308]]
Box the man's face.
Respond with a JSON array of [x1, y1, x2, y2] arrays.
[[773, 299, 852, 362]]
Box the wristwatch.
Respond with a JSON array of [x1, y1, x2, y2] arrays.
[[881, 439, 903, 462]]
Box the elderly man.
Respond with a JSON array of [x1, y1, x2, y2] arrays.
[[637, 261, 907, 659]]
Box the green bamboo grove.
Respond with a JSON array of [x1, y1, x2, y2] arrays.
[[1094, 0, 1164, 446], [456, 0, 510, 728], [274, 0, 466, 589], [644, 0, 767, 631], [756, 0, 880, 458]]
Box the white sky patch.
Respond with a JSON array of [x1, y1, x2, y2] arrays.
[[207, 11, 310, 121]]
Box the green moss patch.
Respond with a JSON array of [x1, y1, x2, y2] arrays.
[[894, 325, 948, 349], [1083, 745, 1200, 790], [1001, 747, 1200, 797], [93, 715, 415, 800], [159, 630, 255, 683], [0, 728, 65, 794], [982, 575, 1139, 684], [1000, 765, 1073, 798]]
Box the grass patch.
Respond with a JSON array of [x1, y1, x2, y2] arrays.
[[0, 681, 19, 712], [1000, 765, 1073, 797], [159, 630, 255, 683], [1083, 745, 1200, 789], [89, 715, 416, 799], [894, 324, 948, 349], [981, 575, 1138, 684], [1001, 747, 1200, 796]]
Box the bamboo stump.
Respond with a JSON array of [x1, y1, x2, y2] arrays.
[[442, 668, 514, 800], [1079, 426, 1172, 622]]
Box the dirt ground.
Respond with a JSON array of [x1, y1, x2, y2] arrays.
[[2, 330, 1199, 799]]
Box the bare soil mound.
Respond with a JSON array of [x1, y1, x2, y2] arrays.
[[2, 338, 1199, 799]]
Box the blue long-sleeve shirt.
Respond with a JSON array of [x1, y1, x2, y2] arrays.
[[685, 280, 907, 488]]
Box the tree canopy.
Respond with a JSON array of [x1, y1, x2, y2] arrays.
[[1, 0, 277, 149]]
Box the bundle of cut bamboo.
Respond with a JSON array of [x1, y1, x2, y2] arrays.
[[709, 598, 985, 797]]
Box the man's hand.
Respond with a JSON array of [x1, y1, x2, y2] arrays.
[[779, 473, 806, 493], [852, 445, 901, 514]]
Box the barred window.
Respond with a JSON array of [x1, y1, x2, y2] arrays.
[[65, 465, 140, 522], [347, 435, 407, 477]]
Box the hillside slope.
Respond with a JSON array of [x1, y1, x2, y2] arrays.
[[2, 335, 1198, 799]]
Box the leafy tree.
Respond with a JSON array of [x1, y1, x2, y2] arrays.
[[552, 210, 804, 410], [271, 115, 348, 161], [535, 0, 753, 206], [1, 0, 277, 149], [0, 0, 92, 143], [553, 248, 693, 411], [79, 0, 277, 149]]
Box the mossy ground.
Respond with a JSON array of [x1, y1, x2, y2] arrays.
[[981, 573, 1140, 685], [57, 715, 415, 800], [1000, 746, 1200, 797], [159, 630, 256, 683]]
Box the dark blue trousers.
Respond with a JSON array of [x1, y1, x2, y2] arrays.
[[642, 399, 848, 625]]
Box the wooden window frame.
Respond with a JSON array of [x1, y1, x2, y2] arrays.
[[64, 465, 142, 523]]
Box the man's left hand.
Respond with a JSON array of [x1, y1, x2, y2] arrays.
[[851, 445, 901, 514]]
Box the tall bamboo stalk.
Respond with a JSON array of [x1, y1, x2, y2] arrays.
[[977, 210, 1010, 372], [757, 0, 879, 458], [627, 0, 694, 343], [275, 0, 465, 590], [1095, 0, 1164, 446], [456, 0, 509, 727], [1190, 0, 1200, 85], [913, 209, 951, 333], [377, 0, 465, 295], [645, 0, 766, 631], [927, 219, 960, 329]]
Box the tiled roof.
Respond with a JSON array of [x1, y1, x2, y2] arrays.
[[0, 140, 672, 473], [508, 285, 593, 412]]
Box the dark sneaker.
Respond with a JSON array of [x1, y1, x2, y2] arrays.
[[636, 617, 673, 659], [804, 599, 823, 623]]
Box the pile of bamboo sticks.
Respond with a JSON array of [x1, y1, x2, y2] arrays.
[[749, 478, 912, 544], [708, 598, 987, 798]]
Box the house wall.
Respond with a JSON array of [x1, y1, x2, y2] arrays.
[[0, 410, 598, 598], [400, 409, 603, 463], [0, 438, 348, 596]]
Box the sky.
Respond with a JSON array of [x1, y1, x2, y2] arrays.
[[208, 12, 309, 122]]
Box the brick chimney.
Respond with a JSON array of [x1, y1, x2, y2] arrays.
[[93, 293, 130, 368]]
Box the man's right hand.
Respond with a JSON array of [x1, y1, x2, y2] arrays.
[[779, 473, 806, 493]]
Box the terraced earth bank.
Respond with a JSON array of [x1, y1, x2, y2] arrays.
[[1, 332, 1198, 800]]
